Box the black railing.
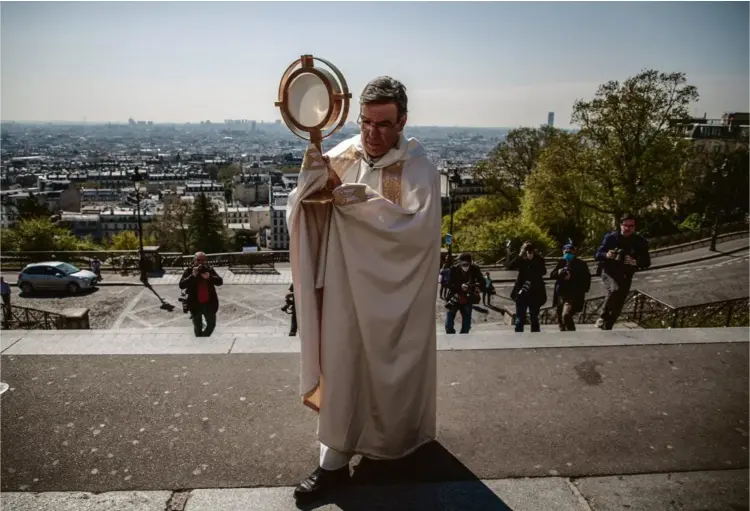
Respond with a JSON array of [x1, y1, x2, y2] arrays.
[[159, 251, 289, 270], [536, 290, 749, 329], [1, 304, 65, 330]]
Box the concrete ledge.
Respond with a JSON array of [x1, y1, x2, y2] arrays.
[[0, 491, 171, 511], [2, 470, 746, 511], [1, 327, 747, 355]]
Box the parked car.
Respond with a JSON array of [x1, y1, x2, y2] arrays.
[[17, 262, 99, 295]]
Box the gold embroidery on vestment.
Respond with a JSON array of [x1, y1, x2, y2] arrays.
[[328, 146, 360, 179], [381, 161, 404, 206]]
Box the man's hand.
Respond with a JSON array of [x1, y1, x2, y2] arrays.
[[192, 267, 200, 277], [624, 255, 637, 266], [606, 250, 617, 260]]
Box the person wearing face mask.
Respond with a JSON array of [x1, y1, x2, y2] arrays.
[[507, 241, 547, 333], [550, 242, 592, 331], [444, 253, 486, 334]]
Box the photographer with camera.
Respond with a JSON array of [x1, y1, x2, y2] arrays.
[[550, 242, 591, 331], [594, 214, 651, 330], [178, 251, 224, 337], [507, 241, 547, 333], [444, 253, 486, 334], [282, 283, 297, 336]]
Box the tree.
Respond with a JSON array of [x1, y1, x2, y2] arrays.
[[205, 164, 219, 182], [147, 200, 193, 253], [1, 218, 86, 252], [521, 131, 612, 247], [218, 163, 241, 183], [682, 142, 750, 227], [456, 215, 555, 263], [109, 231, 156, 251], [472, 125, 560, 209], [189, 193, 227, 252], [441, 195, 516, 249], [13, 193, 51, 221], [571, 69, 699, 226]]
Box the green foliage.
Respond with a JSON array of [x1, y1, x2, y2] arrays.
[[678, 213, 705, 232], [452, 215, 555, 261], [14, 194, 51, 221], [520, 131, 611, 246], [472, 125, 561, 208], [571, 70, 699, 225], [441, 195, 515, 245], [218, 163, 241, 183], [1, 218, 94, 252], [108, 231, 157, 251], [189, 193, 228, 253], [147, 200, 193, 253], [205, 164, 219, 182]]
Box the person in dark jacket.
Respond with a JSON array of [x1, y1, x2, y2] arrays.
[[507, 241, 547, 333], [550, 242, 591, 331], [594, 214, 651, 330], [283, 283, 297, 336], [179, 251, 224, 337], [445, 253, 486, 334]]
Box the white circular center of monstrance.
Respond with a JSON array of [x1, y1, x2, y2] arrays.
[[287, 73, 330, 129]]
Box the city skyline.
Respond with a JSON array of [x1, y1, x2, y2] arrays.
[[1, 2, 748, 128]]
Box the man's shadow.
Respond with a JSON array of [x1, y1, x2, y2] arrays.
[[299, 441, 513, 511]]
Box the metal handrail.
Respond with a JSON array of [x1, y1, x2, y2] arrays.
[[535, 290, 748, 329], [1, 304, 65, 330]]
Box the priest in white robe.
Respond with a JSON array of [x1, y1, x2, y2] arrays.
[[286, 76, 442, 503]]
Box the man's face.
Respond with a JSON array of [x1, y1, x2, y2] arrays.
[[621, 219, 636, 237], [459, 261, 471, 273], [359, 103, 405, 158], [195, 255, 206, 265]]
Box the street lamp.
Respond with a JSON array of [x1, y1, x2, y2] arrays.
[[709, 158, 729, 252], [445, 166, 463, 263], [131, 166, 146, 283]]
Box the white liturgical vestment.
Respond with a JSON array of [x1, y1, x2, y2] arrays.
[[286, 133, 441, 460]]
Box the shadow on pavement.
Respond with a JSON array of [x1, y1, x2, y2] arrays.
[[143, 283, 175, 312], [301, 441, 513, 510], [18, 288, 99, 299]]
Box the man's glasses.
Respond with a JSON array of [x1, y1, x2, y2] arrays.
[[357, 114, 397, 133]]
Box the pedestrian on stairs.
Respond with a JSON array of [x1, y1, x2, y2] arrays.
[[550, 242, 591, 331]]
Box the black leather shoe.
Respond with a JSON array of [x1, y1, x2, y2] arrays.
[[293, 466, 349, 503]]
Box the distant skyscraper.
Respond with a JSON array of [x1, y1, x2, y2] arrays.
[[547, 112, 555, 127]]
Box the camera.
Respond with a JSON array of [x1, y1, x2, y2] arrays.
[[178, 294, 189, 314], [281, 293, 295, 314], [516, 280, 532, 298], [445, 282, 480, 310], [195, 264, 211, 274], [613, 248, 628, 263]]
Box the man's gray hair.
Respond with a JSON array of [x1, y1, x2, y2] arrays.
[[360, 76, 408, 119]]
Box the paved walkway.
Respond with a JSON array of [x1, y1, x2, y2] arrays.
[[2, 237, 746, 287]]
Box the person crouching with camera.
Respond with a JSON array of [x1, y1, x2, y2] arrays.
[[550, 242, 591, 331], [507, 241, 547, 333], [179, 251, 224, 337], [594, 214, 651, 330], [444, 253, 486, 334], [282, 283, 297, 336]]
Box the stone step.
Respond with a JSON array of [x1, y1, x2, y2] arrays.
[[1, 327, 746, 356]]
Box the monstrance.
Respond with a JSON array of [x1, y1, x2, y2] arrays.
[[275, 54, 352, 204]]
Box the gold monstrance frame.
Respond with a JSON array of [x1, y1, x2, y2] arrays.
[[275, 55, 352, 204]]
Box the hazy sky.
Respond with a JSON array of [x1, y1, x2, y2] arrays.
[[1, 1, 748, 128]]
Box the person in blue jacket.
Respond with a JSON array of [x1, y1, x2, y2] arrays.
[[594, 214, 651, 329]]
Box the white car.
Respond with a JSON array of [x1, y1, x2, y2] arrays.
[[17, 262, 99, 295]]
